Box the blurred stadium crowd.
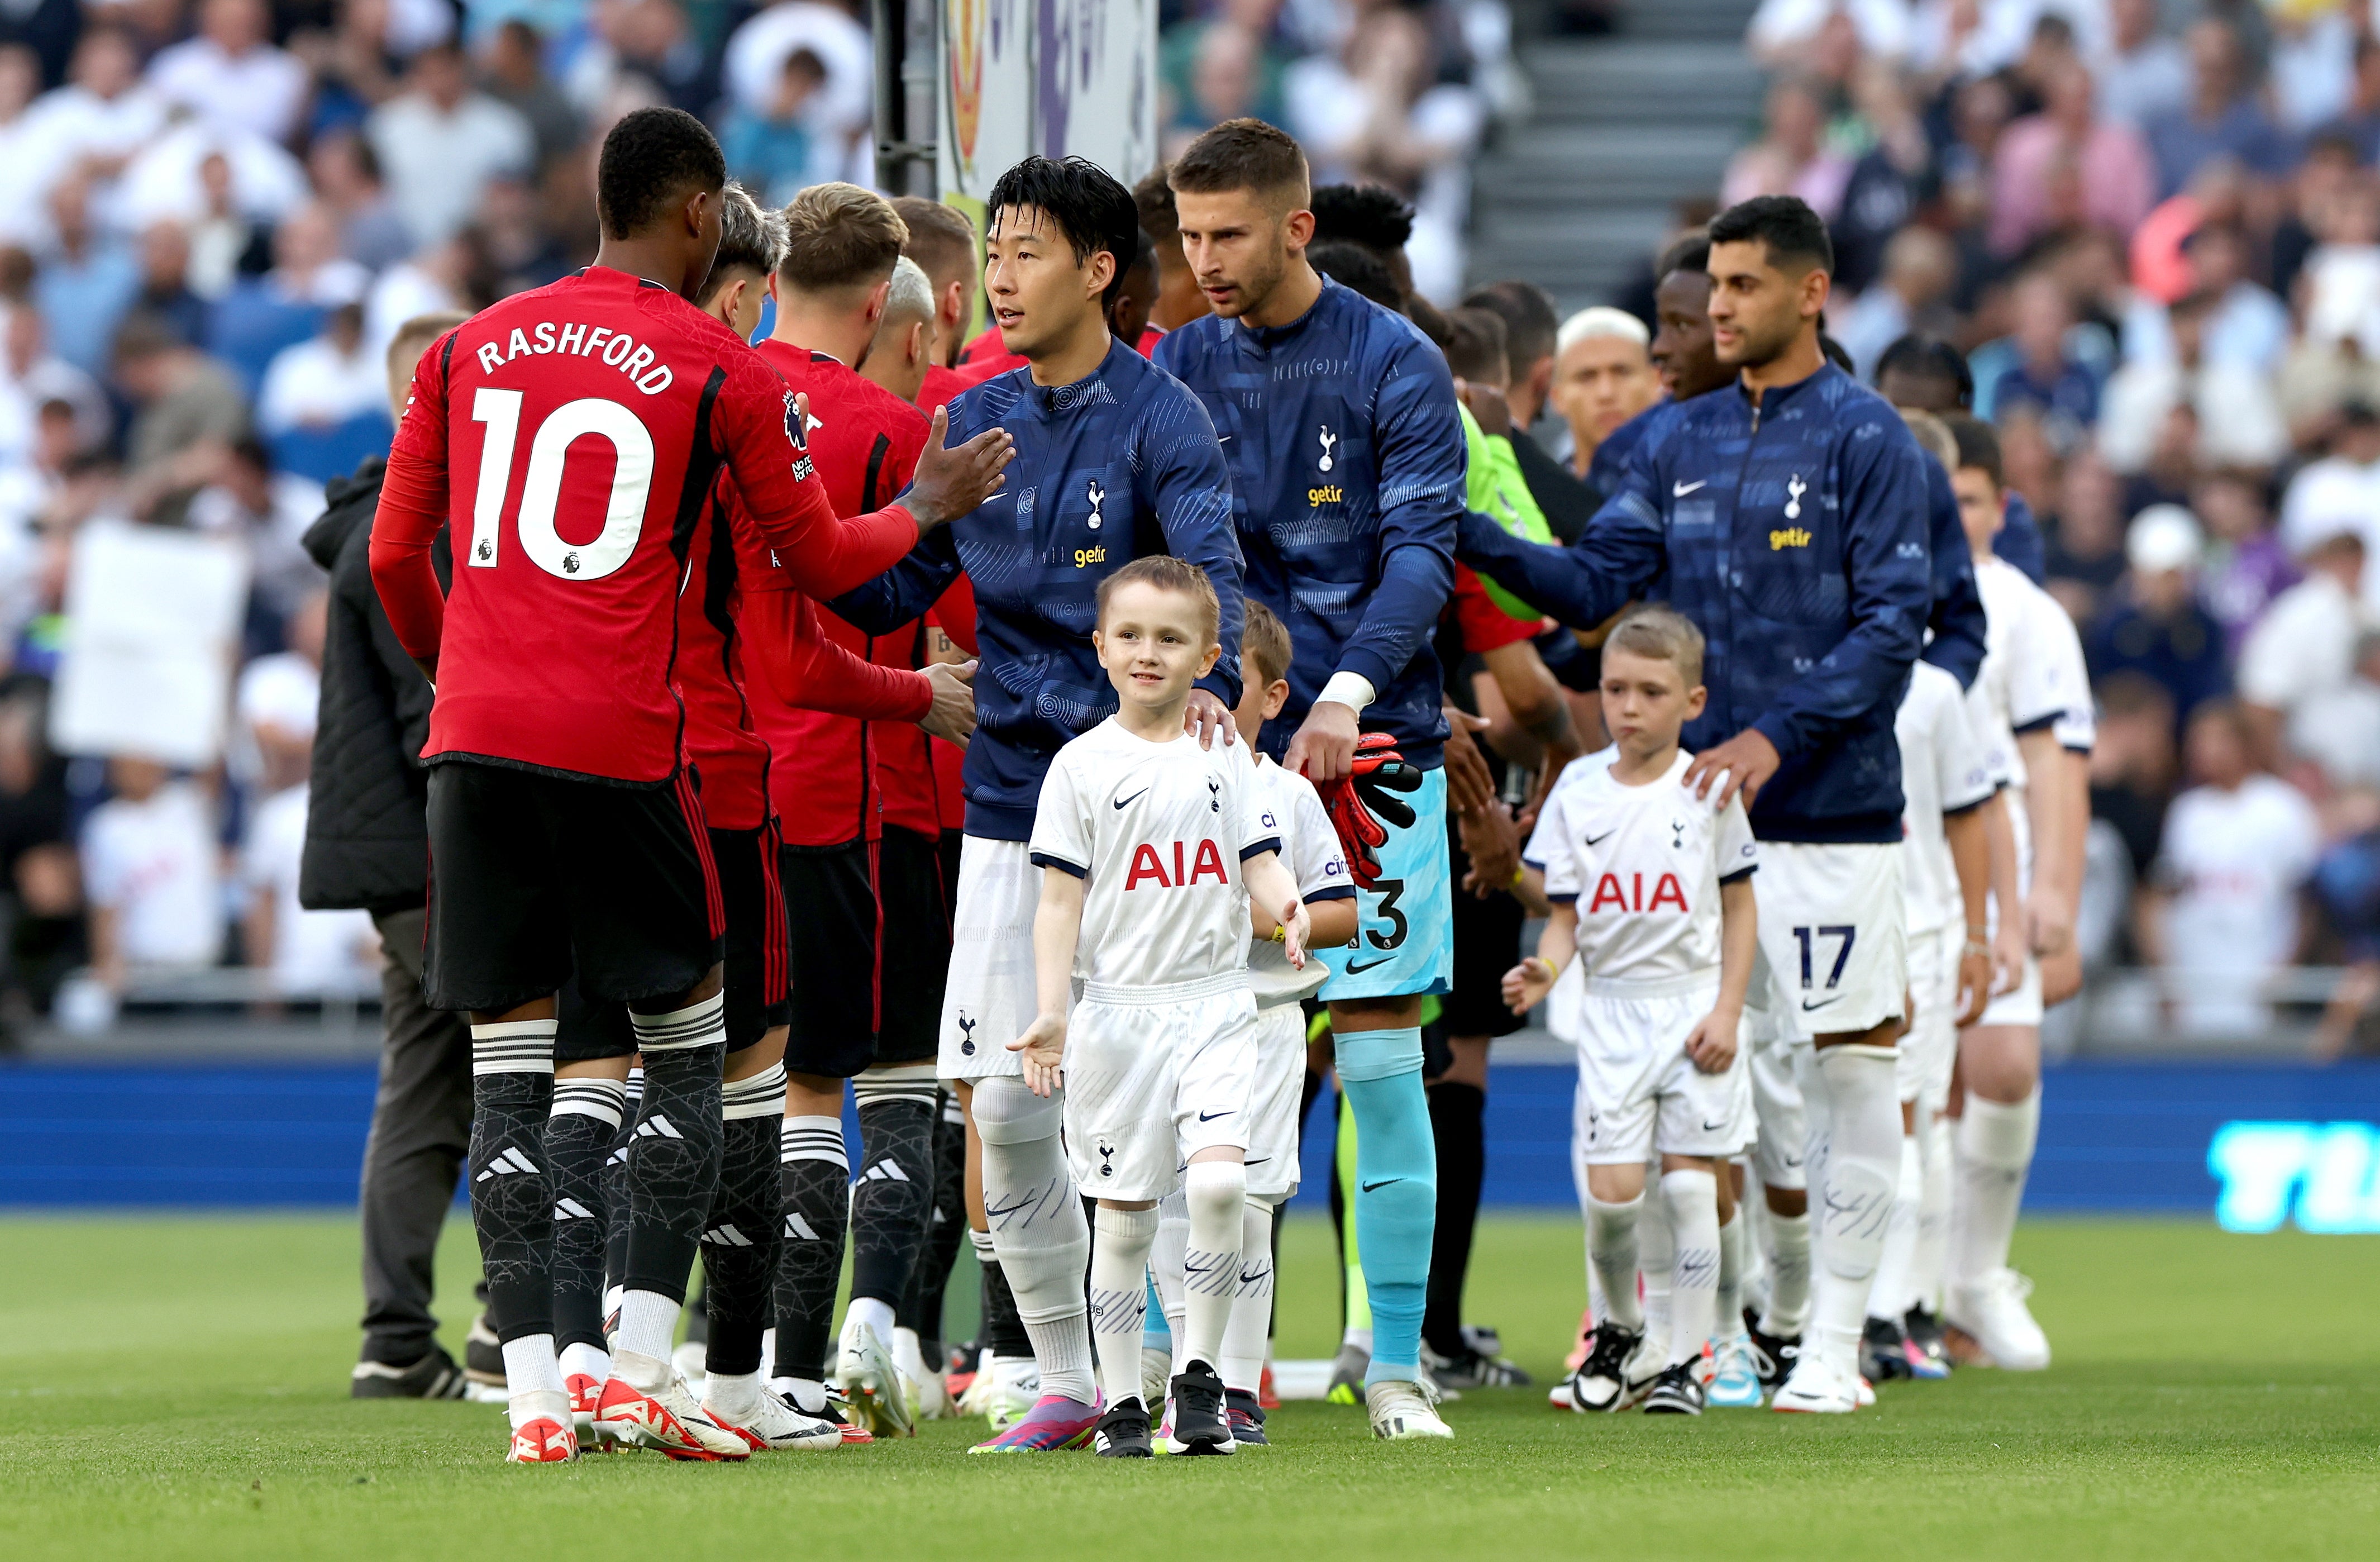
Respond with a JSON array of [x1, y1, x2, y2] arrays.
[[1538, 0, 2380, 1054], [6, 0, 2376, 1057], [0, 0, 1515, 1045]]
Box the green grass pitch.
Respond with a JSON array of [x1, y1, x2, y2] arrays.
[[1, 1212, 2373, 1561]]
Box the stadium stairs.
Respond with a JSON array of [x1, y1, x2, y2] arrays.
[[1470, 0, 1763, 309]]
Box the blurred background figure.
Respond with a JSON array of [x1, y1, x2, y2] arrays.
[[1546, 305, 1654, 478]]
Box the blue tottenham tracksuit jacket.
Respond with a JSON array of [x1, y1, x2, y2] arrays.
[[829, 339, 1245, 841], [1458, 363, 1935, 843], [1591, 396, 1986, 691], [1155, 277, 1460, 769]]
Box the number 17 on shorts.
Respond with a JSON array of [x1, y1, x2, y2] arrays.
[[1751, 840, 1906, 1036]]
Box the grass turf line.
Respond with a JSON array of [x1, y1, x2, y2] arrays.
[[0, 1213, 2373, 1561]]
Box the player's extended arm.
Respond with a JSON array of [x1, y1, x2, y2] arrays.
[[742, 588, 934, 723], [1502, 902, 1577, 1014], [1241, 850, 1311, 968], [1149, 399, 1247, 712], [2016, 728, 2076, 958], [1685, 875, 1757, 1074], [825, 527, 965, 635], [1454, 416, 1670, 634], [1310, 347, 1464, 744], [1008, 866, 1086, 1097], [1945, 800, 1995, 1026], [1749, 426, 1932, 761], [1480, 638, 1582, 823], [1982, 792, 2026, 994]]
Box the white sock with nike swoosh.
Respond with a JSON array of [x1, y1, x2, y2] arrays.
[[1180, 1160, 1246, 1372]]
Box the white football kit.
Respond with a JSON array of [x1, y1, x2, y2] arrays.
[[1969, 556, 2093, 1027], [1028, 719, 1280, 1201], [1896, 661, 1999, 1105], [1242, 751, 1354, 1200], [1527, 749, 1758, 1164]]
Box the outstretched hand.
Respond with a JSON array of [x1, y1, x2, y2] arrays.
[[903, 404, 1015, 528], [1682, 728, 1780, 811], [1008, 1013, 1066, 1097]]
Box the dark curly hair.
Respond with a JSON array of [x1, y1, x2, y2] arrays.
[[597, 107, 726, 240]]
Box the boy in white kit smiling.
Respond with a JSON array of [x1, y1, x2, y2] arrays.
[[1011, 557, 1312, 1458], [1504, 607, 1759, 1417]]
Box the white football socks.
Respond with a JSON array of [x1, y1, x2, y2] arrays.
[[1869, 1130, 1925, 1321], [1759, 1203, 1810, 1336], [1953, 1087, 2040, 1285], [1662, 1169, 1720, 1367], [1716, 1204, 1747, 1342], [1638, 1167, 1673, 1350], [1089, 1205, 1159, 1407], [705, 1369, 762, 1422], [1180, 1161, 1246, 1371], [613, 1290, 681, 1389], [502, 1333, 567, 1430], [1152, 1187, 1188, 1343], [558, 1340, 609, 1387], [1806, 1045, 1900, 1377], [973, 1075, 1096, 1403], [1219, 1198, 1276, 1393], [1909, 1109, 1953, 1313], [843, 1294, 897, 1351], [1586, 1193, 1644, 1331]]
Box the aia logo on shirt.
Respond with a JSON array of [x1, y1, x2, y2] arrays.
[[1126, 839, 1229, 889], [1588, 872, 1689, 913]]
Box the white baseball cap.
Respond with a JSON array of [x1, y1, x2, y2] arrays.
[[2126, 504, 2203, 574]]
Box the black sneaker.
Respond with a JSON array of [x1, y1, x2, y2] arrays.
[[1861, 1315, 1915, 1382], [464, 1313, 505, 1389], [1639, 1363, 1705, 1416], [1742, 1310, 1800, 1393], [1224, 1386, 1269, 1446], [350, 1344, 467, 1400], [1903, 1306, 1952, 1377], [1166, 1360, 1234, 1454], [1556, 1323, 1642, 1412], [1425, 1343, 1534, 1389], [1094, 1395, 1153, 1458]]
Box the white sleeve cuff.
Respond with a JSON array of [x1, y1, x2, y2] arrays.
[[1317, 670, 1377, 715]]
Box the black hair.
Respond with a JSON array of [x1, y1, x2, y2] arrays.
[[1941, 411, 2003, 488], [1125, 222, 1155, 279], [1443, 307, 1508, 385], [1462, 279, 1558, 376], [1820, 333, 1855, 375], [985, 154, 1142, 308], [597, 107, 726, 240], [1306, 240, 1400, 309], [1707, 193, 1834, 276], [1656, 230, 1711, 279], [1874, 334, 1974, 408], [1308, 183, 1414, 253]]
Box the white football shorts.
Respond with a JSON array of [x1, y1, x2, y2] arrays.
[[1571, 974, 1752, 1165], [1244, 1002, 1306, 1201], [938, 836, 1038, 1081], [1900, 921, 1962, 1107], [1063, 973, 1256, 1202], [1753, 841, 1909, 1039], [1747, 1030, 1806, 1191]]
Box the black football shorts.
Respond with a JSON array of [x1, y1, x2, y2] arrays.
[[780, 825, 950, 1078], [424, 760, 723, 1014]]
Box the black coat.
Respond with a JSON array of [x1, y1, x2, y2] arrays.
[[297, 459, 450, 914]]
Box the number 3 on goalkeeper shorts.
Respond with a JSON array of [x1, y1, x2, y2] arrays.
[[1792, 925, 1856, 989]]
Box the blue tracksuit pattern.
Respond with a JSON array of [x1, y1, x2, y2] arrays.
[[828, 339, 1244, 841], [1154, 278, 1460, 769], [1587, 394, 1985, 692], [1457, 363, 1933, 843]]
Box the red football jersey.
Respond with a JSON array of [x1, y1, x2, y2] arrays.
[[677, 477, 933, 830], [746, 341, 937, 846], [1135, 324, 1164, 358], [374, 266, 920, 784], [1450, 564, 1548, 655]]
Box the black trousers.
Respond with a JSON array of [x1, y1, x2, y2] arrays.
[[356, 906, 474, 1364]]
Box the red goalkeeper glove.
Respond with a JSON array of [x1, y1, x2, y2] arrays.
[[1321, 733, 1422, 889]]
